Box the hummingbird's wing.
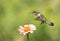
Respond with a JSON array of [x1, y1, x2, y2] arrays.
[[35, 17, 42, 21], [35, 15, 45, 24]]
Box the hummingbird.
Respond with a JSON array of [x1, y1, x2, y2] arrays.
[[32, 11, 54, 26]]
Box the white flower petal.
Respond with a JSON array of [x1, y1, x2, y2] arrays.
[[18, 29, 24, 33], [30, 31, 33, 33], [18, 26, 24, 33], [29, 24, 36, 30], [23, 32, 27, 35], [19, 26, 23, 29], [24, 25, 29, 27]]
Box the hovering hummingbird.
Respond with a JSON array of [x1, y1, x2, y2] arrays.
[[32, 11, 54, 26]]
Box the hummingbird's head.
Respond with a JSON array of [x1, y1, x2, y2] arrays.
[[32, 11, 39, 15], [32, 11, 37, 13]]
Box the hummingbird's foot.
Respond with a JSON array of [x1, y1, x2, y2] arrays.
[[40, 21, 45, 24]]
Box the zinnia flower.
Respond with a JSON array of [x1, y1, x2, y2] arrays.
[[18, 24, 36, 35]]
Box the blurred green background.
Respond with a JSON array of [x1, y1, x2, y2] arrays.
[[0, 0, 60, 41]]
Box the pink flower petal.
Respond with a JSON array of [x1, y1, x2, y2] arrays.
[[29, 31, 33, 33], [18, 26, 24, 33], [29, 24, 36, 30], [18, 29, 24, 33], [24, 25, 29, 27], [23, 33, 26, 35], [19, 26, 23, 29]]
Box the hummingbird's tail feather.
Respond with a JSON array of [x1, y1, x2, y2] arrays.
[[49, 22, 54, 26], [45, 20, 54, 26], [42, 16, 54, 26]]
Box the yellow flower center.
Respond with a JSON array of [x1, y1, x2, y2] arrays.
[[24, 26, 31, 32]]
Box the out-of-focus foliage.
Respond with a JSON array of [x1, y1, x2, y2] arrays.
[[0, 0, 60, 41]]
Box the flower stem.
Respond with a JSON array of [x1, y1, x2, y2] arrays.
[[27, 33, 29, 41]]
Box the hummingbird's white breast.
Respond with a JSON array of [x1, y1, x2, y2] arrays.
[[37, 14, 41, 17]]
